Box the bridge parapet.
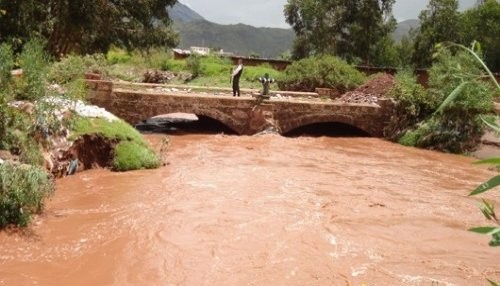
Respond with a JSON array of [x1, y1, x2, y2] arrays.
[[87, 80, 392, 136]]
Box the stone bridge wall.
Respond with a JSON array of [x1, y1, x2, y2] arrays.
[[87, 80, 391, 136]]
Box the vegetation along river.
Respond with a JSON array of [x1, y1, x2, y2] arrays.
[[0, 131, 499, 285]]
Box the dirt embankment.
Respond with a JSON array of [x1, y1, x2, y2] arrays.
[[0, 100, 120, 178], [340, 73, 395, 104]]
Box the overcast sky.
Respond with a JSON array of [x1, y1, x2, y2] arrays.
[[180, 0, 477, 28]]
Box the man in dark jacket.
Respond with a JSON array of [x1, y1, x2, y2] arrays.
[[231, 59, 244, 97]]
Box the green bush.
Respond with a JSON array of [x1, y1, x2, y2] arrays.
[[47, 54, 85, 84], [395, 45, 496, 153], [416, 111, 484, 153], [277, 55, 366, 92], [0, 163, 53, 227], [384, 70, 437, 140], [106, 47, 131, 64], [161, 59, 186, 72], [420, 49, 495, 153], [0, 107, 44, 166], [0, 43, 14, 142], [0, 43, 14, 86], [112, 141, 160, 171], [144, 48, 172, 70], [198, 56, 231, 77], [17, 39, 48, 100], [64, 78, 88, 101], [186, 55, 202, 78], [429, 49, 494, 114], [81, 53, 109, 76]]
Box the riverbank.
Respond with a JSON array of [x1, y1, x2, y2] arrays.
[[473, 130, 500, 159]]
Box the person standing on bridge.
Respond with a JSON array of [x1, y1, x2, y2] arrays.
[[231, 59, 244, 97]]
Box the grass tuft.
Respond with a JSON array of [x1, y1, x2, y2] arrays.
[[0, 163, 53, 227], [112, 141, 161, 171]]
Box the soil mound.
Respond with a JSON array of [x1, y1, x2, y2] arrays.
[[68, 134, 119, 171], [340, 73, 395, 104]]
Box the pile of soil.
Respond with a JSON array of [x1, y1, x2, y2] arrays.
[[36, 133, 119, 178], [143, 70, 176, 84], [340, 73, 395, 104], [143, 70, 193, 84]]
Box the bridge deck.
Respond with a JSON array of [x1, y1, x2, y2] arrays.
[[112, 87, 381, 108]]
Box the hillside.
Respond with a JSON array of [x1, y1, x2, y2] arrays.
[[167, 2, 205, 23], [173, 20, 294, 58], [168, 2, 294, 58], [393, 19, 421, 42]]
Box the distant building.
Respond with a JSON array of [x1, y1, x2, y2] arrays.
[[190, 46, 210, 56], [173, 48, 191, 56], [218, 49, 234, 57]]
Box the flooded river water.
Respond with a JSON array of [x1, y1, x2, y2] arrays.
[[1, 134, 499, 285]]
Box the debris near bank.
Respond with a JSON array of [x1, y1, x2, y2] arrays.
[[143, 70, 193, 84], [340, 73, 395, 104]]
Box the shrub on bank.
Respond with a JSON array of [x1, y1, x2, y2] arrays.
[[393, 46, 496, 153], [47, 54, 86, 84], [277, 55, 366, 92], [17, 39, 48, 101], [106, 46, 132, 64], [0, 163, 53, 227], [199, 56, 232, 77], [0, 43, 15, 143], [384, 70, 438, 140], [113, 141, 160, 171], [186, 55, 202, 78]]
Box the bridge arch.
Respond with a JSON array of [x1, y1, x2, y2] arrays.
[[144, 108, 243, 135], [280, 114, 375, 137]]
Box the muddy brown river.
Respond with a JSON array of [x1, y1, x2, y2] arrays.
[[1, 134, 499, 285]]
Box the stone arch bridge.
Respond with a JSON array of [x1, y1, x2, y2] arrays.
[[87, 80, 393, 137]]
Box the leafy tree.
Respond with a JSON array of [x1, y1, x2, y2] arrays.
[[370, 35, 400, 67], [284, 0, 396, 63], [0, 0, 179, 57], [412, 0, 461, 68], [395, 34, 416, 68], [460, 0, 500, 72]]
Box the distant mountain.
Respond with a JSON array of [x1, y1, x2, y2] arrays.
[[174, 20, 294, 58], [168, 3, 294, 59], [393, 19, 420, 42], [167, 2, 205, 23]]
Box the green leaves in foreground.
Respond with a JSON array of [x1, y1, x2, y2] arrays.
[[488, 279, 500, 286], [467, 114, 500, 248], [469, 178, 500, 247], [470, 175, 500, 196], [469, 226, 500, 247]]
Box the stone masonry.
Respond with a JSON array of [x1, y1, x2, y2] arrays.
[[86, 80, 392, 137]]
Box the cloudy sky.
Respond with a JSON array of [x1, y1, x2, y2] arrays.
[[180, 0, 477, 28]]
